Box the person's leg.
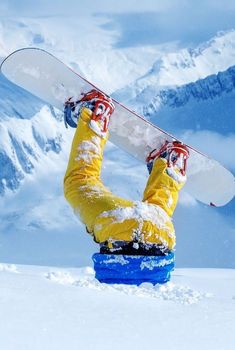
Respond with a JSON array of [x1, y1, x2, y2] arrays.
[[64, 93, 189, 253], [143, 157, 185, 217], [94, 146, 188, 252], [64, 104, 169, 250], [64, 107, 133, 236], [139, 142, 189, 250]]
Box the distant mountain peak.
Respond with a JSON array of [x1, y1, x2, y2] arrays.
[[114, 29, 235, 106], [0, 105, 64, 196]]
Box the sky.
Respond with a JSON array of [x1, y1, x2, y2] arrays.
[[1, 0, 235, 49], [1, 0, 235, 16], [0, 0, 188, 15], [1, 0, 235, 18]]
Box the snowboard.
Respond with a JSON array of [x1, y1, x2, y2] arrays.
[[1, 48, 234, 206]]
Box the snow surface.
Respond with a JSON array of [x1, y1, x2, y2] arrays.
[[0, 264, 235, 350], [0, 2, 235, 349]]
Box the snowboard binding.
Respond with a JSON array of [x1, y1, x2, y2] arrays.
[[64, 89, 115, 137], [146, 140, 189, 182]]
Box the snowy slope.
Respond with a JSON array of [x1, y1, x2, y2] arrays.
[[0, 75, 43, 119], [0, 263, 235, 350]]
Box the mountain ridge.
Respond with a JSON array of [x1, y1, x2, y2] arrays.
[[0, 104, 64, 195], [114, 29, 235, 105], [143, 65, 235, 117]]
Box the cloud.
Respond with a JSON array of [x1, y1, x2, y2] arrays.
[[181, 130, 235, 171], [1, 0, 235, 49], [99, 2, 235, 48]]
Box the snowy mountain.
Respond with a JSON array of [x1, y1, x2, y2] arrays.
[[143, 65, 235, 126], [0, 78, 64, 195], [0, 15, 164, 194], [127, 65, 235, 139], [115, 30, 235, 102], [2, 61, 235, 196], [113, 53, 235, 270], [114, 54, 235, 171], [0, 17, 163, 93], [0, 14, 235, 270], [0, 3, 235, 349]]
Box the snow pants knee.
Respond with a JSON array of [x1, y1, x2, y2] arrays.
[[64, 108, 185, 251]]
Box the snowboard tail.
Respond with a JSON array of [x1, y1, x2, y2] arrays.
[[1, 48, 234, 206]]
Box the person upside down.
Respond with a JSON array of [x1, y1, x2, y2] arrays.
[[63, 90, 189, 255]]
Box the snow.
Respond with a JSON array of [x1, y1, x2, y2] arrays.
[[0, 264, 235, 350], [0, 2, 235, 349], [76, 138, 100, 163], [140, 256, 175, 270], [77, 139, 101, 156], [97, 201, 174, 246], [166, 166, 187, 183]]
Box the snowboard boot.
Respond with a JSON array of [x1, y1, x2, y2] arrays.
[[64, 89, 115, 137], [146, 140, 189, 183]]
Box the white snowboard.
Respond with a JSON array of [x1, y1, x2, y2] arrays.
[[1, 48, 234, 206]]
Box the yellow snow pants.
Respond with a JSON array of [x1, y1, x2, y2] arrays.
[[64, 108, 185, 250]]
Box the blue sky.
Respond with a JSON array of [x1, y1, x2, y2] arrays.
[[1, 0, 235, 17], [1, 0, 235, 49], [100, 10, 235, 48]]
